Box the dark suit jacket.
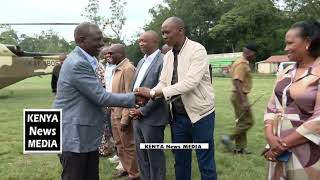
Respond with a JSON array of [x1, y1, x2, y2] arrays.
[[53, 46, 135, 153], [51, 63, 61, 93], [132, 51, 169, 126]]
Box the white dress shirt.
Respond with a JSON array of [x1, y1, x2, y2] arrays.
[[133, 49, 160, 89], [104, 63, 117, 92]]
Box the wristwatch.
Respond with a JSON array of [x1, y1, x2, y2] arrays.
[[150, 89, 156, 99]]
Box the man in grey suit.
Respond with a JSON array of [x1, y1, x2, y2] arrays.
[[53, 22, 148, 180], [129, 31, 169, 180]]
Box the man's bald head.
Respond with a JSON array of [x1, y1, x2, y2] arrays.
[[58, 53, 67, 63], [74, 22, 104, 56], [143, 31, 160, 43], [139, 30, 160, 55], [161, 16, 186, 47], [162, 16, 185, 34], [107, 44, 126, 65], [74, 22, 99, 43], [110, 44, 126, 56]]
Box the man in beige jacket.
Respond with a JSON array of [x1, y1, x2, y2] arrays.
[[135, 17, 216, 180], [106, 44, 139, 180]]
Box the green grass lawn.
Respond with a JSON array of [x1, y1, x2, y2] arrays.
[[0, 75, 276, 180]]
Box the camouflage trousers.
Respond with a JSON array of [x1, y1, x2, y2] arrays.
[[230, 92, 254, 149]]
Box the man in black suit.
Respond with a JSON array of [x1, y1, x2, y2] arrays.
[[129, 31, 169, 180]]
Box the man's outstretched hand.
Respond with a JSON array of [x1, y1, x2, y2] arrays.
[[135, 95, 148, 107], [134, 87, 151, 107], [134, 87, 152, 99], [129, 108, 143, 120]]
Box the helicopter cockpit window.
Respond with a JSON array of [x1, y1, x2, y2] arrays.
[[5, 45, 24, 56], [3, 44, 58, 57]]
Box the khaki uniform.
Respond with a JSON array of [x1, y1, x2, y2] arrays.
[[229, 56, 254, 149]]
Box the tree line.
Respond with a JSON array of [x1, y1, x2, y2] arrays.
[[1, 0, 319, 64], [0, 26, 75, 54], [142, 0, 319, 62]]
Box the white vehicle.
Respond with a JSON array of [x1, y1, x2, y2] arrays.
[[277, 61, 296, 76]]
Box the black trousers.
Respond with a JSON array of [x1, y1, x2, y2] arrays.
[[59, 150, 99, 180]]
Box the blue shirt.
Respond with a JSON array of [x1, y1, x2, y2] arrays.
[[78, 46, 98, 71]]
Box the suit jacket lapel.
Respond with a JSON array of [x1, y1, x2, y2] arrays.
[[75, 47, 90, 62], [140, 51, 161, 84], [132, 58, 145, 86]]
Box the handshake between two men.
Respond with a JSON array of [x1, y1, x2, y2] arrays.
[[131, 87, 157, 120]]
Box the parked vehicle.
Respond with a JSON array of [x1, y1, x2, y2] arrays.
[[277, 61, 296, 75]]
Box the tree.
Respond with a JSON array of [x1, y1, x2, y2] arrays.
[[126, 39, 143, 66], [0, 26, 19, 45], [145, 3, 173, 34], [138, 0, 318, 63], [274, 0, 320, 21], [132, 0, 235, 60], [0, 26, 74, 54], [210, 0, 290, 61], [144, 0, 236, 53], [103, 0, 127, 41], [82, 0, 105, 26], [82, 0, 127, 42], [19, 30, 74, 53]]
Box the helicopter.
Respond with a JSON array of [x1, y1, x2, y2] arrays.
[[0, 43, 61, 89], [0, 23, 78, 89], [0, 22, 116, 89]]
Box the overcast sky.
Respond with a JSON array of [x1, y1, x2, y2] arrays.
[[0, 0, 163, 42]]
